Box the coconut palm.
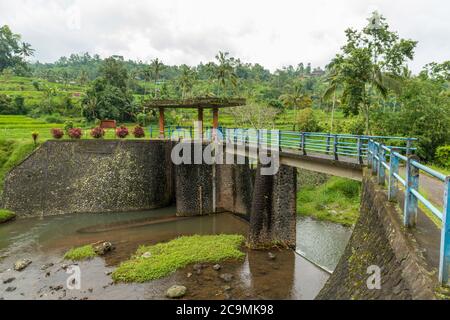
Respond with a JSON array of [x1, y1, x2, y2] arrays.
[[150, 58, 165, 98], [177, 65, 196, 98], [280, 82, 310, 130], [323, 57, 344, 133], [20, 42, 35, 58], [211, 51, 237, 96]]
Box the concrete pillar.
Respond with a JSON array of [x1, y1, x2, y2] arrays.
[[159, 107, 165, 139], [248, 164, 297, 249]]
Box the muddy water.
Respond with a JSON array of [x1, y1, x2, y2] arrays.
[[0, 208, 350, 300]]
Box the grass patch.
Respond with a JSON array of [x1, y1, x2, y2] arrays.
[[64, 244, 97, 261], [297, 176, 361, 226], [112, 234, 245, 283], [0, 209, 16, 223]]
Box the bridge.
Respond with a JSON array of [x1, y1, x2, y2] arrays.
[[160, 125, 450, 287]]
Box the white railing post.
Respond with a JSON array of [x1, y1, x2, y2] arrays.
[[404, 156, 419, 227]]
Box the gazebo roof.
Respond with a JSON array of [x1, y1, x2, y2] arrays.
[[144, 97, 246, 109]]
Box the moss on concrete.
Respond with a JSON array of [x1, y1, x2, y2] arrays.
[[0, 209, 16, 223], [112, 234, 245, 282]]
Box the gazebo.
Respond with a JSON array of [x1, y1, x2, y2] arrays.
[[144, 97, 246, 139]]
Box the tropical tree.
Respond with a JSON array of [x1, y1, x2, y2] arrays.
[[280, 82, 312, 130], [177, 65, 196, 98], [150, 58, 165, 98], [210, 51, 238, 96], [331, 11, 416, 134], [323, 57, 344, 133], [0, 25, 34, 72]]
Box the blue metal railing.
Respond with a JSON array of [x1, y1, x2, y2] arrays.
[[149, 125, 417, 162], [368, 139, 450, 285]]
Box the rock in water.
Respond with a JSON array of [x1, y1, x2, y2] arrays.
[[14, 259, 32, 271], [166, 285, 187, 299], [213, 264, 221, 271], [5, 287, 16, 292], [193, 264, 202, 271], [3, 277, 15, 284], [93, 242, 113, 256], [219, 273, 233, 282], [268, 252, 276, 260]]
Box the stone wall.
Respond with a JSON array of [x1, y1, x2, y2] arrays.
[[248, 164, 297, 249], [317, 171, 438, 300], [2, 140, 175, 217], [215, 163, 255, 217]]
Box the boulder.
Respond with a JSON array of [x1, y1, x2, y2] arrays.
[[93, 242, 114, 256], [13, 259, 32, 271], [166, 285, 187, 299], [219, 273, 233, 282]]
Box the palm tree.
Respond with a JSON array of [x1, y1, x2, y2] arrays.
[[211, 51, 237, 96], [141, 67, 152, 97], [322, 58, 344, 133], [280, 82, 309, 130], [20, 42, 35, 58], [150, 58, 165, 98], [177, 65, 196, 98]]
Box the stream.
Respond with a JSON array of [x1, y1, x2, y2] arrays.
[[0, 208, 352, 300]]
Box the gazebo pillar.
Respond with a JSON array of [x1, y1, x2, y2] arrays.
[[159, 107, 165, 139], [198, 108, 203, 140], [212, 107, 219, 140]]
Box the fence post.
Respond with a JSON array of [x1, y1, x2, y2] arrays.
[[404, 155, 419, 227], [278, 130, 282, 152], [406, 139, 412, 156], [378, 145, 386, 185], [388, 149, 399, 201], [367, 140, 372, 168], [357, 137, 363, 164], [439, 176, 450, 285], [326, 135, 331, 155], [371, 143, 378, 175], [301, 133, 306, 155], [334, 134, 338, 160]]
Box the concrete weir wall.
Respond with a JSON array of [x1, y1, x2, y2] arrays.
[[317, 172, 437, 300], [1, 140, 175, 217]]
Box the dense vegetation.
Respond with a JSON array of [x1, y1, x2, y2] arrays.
[[1, 13, 448, 164]]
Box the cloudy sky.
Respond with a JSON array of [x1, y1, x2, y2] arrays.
[[1, 0, 448, 72]]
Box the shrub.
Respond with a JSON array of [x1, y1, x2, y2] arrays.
[[136, 113, 146, 126], [296, 108, 322, 132], [116, 125, 129, 139], [68, 128, 82, 139], [45, 113, 64, 124], [90, 127, 105, 139], [435, 145, 450, 168], [132, 125, 145, 138], [50, 128, 64, 139], [63, 120, 74, 133]]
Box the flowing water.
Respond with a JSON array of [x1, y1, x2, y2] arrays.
[[0, 207, 352, 300]]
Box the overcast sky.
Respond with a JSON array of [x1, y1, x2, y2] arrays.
[[1, 0, 448, 72]]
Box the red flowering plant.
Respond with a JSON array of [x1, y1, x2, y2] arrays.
[[68, 128, 82, 139], [132, 125, 145, 138], [115, 125, 129, 139], [90, 127, 105, 139], [50, 128, 64, 139]]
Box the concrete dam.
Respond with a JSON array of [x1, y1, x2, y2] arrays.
[[0, 140, 444, 299]]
